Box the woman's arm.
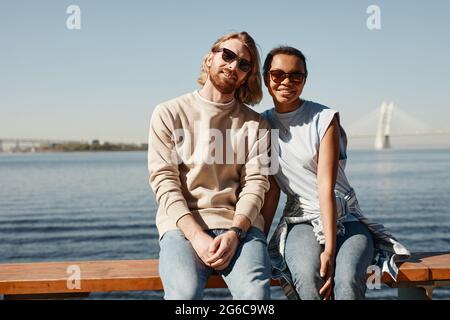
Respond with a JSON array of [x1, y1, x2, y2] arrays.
[[317, 114, 340, 299], [260, 175, 281, 237]]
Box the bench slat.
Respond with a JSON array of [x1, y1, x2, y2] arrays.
[[415, 252, 450, 281], [0, 260, 162, 294], [1, 252, 449, 296], [394, 255, 430, 282]]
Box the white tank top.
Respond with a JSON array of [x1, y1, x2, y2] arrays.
[[262, 100, 357, 222]]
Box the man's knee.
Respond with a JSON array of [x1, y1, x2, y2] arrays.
[[163, 278, 205, 300], [231, 280, 271, 300]]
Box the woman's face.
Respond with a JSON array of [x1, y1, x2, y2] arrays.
[[265, 54, 306, 108]]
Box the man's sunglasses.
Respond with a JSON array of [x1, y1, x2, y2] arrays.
[[268, 70, 306, 84], [213, 47, 252, 73]]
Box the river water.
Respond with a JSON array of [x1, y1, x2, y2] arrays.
[[0, 149, 449, 299]]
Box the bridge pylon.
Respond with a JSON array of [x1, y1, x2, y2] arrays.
[[374, 102, 394, 150]]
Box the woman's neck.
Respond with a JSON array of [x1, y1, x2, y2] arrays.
[[274, 98, 303, 114]]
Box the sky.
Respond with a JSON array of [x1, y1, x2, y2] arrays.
[[1, 0, 450, 147]]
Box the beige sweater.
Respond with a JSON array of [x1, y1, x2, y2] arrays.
[[148, 91, 271, 238]]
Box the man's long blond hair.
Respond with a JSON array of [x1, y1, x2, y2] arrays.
[[197, 31, 262, 106]]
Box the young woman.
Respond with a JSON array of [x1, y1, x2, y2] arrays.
[[260, 46, 409, 300]]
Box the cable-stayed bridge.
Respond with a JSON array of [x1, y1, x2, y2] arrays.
[[1, 103, 449, 152], [345, 102, 450, 149]]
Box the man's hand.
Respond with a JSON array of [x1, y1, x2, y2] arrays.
[[177, 214, 216, 266], [319, 251, 335, 300], [189, 230, 216, 265], [205, 231, 240, 271]]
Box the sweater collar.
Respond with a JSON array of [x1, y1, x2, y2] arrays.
[[194, 90, 236, 110]]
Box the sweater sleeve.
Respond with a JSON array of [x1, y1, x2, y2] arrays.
[[234, 119, 271, 224], [148, 105, 191, 224]]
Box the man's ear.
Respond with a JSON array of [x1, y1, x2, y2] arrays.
[[206, 52, 213, 68]]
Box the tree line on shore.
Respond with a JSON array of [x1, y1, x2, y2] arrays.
[[37, 141, 148, 152]]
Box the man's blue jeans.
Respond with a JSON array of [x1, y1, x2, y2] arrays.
[[284, 221, 374, 300], [159, 227, 271, 300]]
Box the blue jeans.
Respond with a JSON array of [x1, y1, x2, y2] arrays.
[[284, 221, 374, 300], [159, 227, 271, 300]]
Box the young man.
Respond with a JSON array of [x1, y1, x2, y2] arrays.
[[148, 32, 272, 300]]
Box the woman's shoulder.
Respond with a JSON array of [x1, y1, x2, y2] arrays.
[[260, 107, 274, 119], [260, 107, 277, 127], [304, 100, 336, 116], [303, 101, 340, 127], [304, 101, 344, 143]]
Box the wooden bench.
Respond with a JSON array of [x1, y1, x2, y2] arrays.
[[0, 252, 449, 300]]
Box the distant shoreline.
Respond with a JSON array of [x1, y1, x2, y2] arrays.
[[2, 146, 450, 156], [0, 141, 148, 154], [0, 150, 146, 154]]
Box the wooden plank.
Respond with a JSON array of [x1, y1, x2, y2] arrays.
[[417, 252, 450, 281], [0, 260, 163, 295], [1, 252, 449, 296], [395, 257, 430, 283], [393, 252, 450, 283], [0, 259, 278, 295]]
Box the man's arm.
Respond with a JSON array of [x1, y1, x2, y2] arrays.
[[148, 105, 214, 263], [148, 105, 191, 223], [234, 126, 271, 224], [260, 175, 280, 237], [207, 122, 271, 270]]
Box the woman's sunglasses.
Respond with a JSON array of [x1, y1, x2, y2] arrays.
[[213, 47, 252, 73], [268, 70, 306, 84]]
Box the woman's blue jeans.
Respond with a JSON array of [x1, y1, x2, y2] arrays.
[[284, 221, 374, 300]]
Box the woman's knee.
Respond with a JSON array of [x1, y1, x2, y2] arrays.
[[333, 267, 367, 300], [288, 263, 323, 299]]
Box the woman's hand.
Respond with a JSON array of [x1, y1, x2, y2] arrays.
[[319, 251, 335, 300]]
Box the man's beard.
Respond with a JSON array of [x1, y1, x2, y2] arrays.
[[209, 69, 240, 94]]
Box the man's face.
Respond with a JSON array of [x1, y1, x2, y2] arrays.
[[207, 39, 252, 95]]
